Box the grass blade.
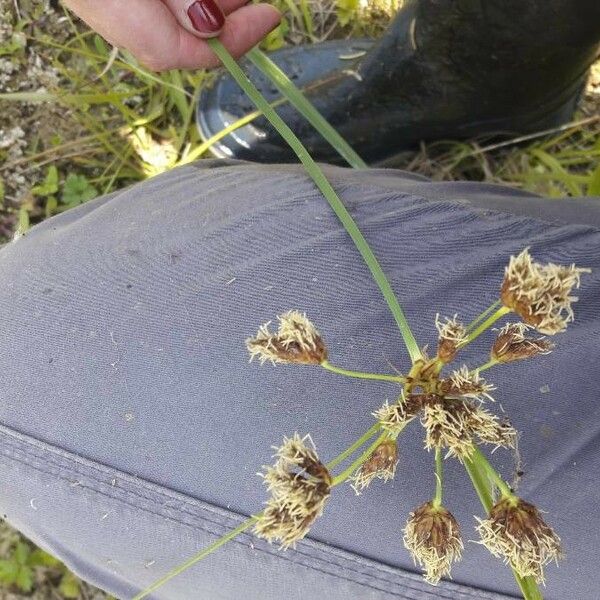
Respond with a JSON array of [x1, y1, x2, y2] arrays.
[[209, 39, 421, 363], [246, 47, 368, 169]]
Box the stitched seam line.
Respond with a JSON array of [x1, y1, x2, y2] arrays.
[[0, 429, 513, 600], [0, 446, 473, 600]]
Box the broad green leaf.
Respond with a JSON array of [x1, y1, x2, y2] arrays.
[[61, 174, 99, 206]]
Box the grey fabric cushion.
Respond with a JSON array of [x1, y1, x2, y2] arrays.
[[0, 161, 598, 599]]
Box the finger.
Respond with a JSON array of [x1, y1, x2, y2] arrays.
[[160, 0, 252, 18], [164, 4, 281, 69], [64, 0, 280, 71], [160, 0, 226, 38]]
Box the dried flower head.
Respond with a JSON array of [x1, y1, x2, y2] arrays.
[[374, 394, 427, 433], [476, 497, 562, 583], [421, 398, 475, 460], [246, 311, 327, 365], [466, 405, 518, 450], [255, 434, 331, 548], [501, 248, 590, 335], [422, 398, 515, 459], [349, 439, 398, 494], [439, 366, 495, 402], [492, 323, 554, 364], [403, 501, 463, 584], [435, 314, 467, 363]]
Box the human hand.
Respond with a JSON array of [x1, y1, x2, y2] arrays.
[[62, 0, 281, 71]]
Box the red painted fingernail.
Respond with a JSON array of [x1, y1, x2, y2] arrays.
[[187, 0, 225, 34]]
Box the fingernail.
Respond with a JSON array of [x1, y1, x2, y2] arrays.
[[187, 0, 225, 34]]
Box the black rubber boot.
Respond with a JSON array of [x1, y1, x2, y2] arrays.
[[197, 0, 600, 165]]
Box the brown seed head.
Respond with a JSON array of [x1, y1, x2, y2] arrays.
[[374, 394, 430, 433], [254, 434, 331, 548], [439, 366, 495, 402], [435, 314, 467, 363], [246, 311, 327, 365], [466, 405, 518, 450], [492, 323, 554, 363], [421, 397, 476, 460], [501, 248, 590, 335], [403, 501, 463, 584], [350, 439, 398, 494], [476, 497, 562, 583], [422, 397, 516, 460]]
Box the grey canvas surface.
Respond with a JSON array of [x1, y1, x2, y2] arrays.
[[0, 160, 599, 599]]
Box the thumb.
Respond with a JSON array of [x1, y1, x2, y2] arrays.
[[160, 0, 226, 38]]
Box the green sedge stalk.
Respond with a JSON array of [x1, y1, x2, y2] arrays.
[[470, 447, 514, 499], [475, 358, 499, 374], [132, 516, 259, 600], [246, 47, 368, 169], [135, 422, 384, 598], [432, 447, 443, 508], [466, 299, 502, 332], [207, 38, 421, 363], [459, 306, 511, 349], [331, 431, 390, 486], [321, 360, 405, 383]]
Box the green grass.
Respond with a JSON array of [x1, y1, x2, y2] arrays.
[[1, 1, 598, 241]]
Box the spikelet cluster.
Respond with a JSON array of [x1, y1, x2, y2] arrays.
[[246, 311, 327, 365], [435, 314, 467, 363], [491, 323, 554, 364], [403, 502, 463, 584], [422, 396, 516, 460], [373, 394, 426, 433], [349, 439, 398, 494], [254, 434, 331, 548], [438, 366, 495, 402], [501, 249, 590, 335], [476, 497, 562, 583]]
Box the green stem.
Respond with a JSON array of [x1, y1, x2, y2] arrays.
[[331, 431, 390, 486], [246, 47, 368, 169], [326, 423, 381, 470], [207, 38, 422, 364], [475, 358, 499, 374], [470, 447, 514, 499], [459, 306, 511, 348], [135, 422, 382, 597], [432, 447, 443, 508], [132, 516, 259, 600], [466, 300, 502, 332], [321, 360, 404, 383], [463, 455, 542, 600]]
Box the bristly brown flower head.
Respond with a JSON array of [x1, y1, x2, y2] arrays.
[[439, 366, 495, 402], [422, 397, 516, 460], [254, 434, 331, 548], [421, 398, 475, 460], [466, 405, 518, 451], [476, 497, 562, 583], [374, 394, 428, 433], [403, 501, 463, 584], [435, 314, 467, 363], [246, 311, 327, 365], [491, 323, 554, 364], [501, 248, 590, 335], [349, 439, 398, 494]]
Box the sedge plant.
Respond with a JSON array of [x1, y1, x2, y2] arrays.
[[133, 38, 589, 600]]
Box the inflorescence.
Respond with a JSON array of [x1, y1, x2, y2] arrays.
[[245, 248, 587, 587]]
